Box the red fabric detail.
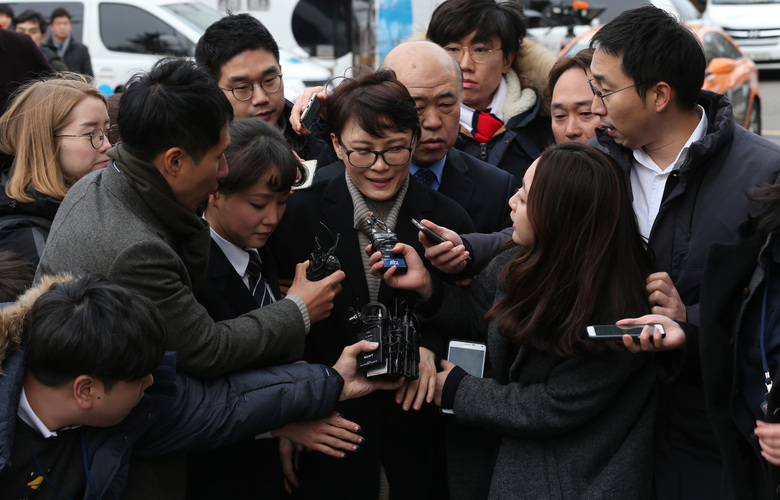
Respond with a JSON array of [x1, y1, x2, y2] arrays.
[[472, 110, 504, 143]]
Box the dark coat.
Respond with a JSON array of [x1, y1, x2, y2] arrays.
[[315, 149, 516, 234], [421, 247, 656, 499], [37, 163, 307, 378], [268, 171, 474, 499], [271, 171, 475, 365], [45, 32, 92, 76], [592, 90, 780, 326], [0, 29, 52, 112], [591, 90, 780, 499], [188, 240, 286, 500], [699, 219, 780, 500], [0, 169, 60, 265], [196, 239, 281, 322]]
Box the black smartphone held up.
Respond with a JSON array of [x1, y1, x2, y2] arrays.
[[300, 92, 321, 130], [586, 324, 666, 341], [411, 218, 448, 245], [411, 218, 473, 268], [442, 340, 486, 414]]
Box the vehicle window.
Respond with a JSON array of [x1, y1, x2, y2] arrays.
[[99, 3, 194, 56], [8, 2, 84, 40], [702, 32, 743, 64], [162, 2, 222, 32]]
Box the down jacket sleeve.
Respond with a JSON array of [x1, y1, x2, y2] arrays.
[[132, 362, 344, 457]]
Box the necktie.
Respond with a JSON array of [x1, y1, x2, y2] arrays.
[[246, 250, 272, 307], [414, 168, 436, 188]]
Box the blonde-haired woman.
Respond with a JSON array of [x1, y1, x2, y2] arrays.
[[0, 75, 112, 264]]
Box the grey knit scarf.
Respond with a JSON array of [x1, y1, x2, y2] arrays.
[[345, 172, 409, 301]]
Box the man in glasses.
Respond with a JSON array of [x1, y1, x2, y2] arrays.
[[425, 0, 555, 184], [587, 6, 780, 499], [196, 14, 321, 160]]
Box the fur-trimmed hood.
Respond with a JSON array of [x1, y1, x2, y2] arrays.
[[406, 30, 557, 116], [0, 274, 72, 369]]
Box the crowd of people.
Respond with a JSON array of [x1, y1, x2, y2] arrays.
[[1, 0, 780, 499]]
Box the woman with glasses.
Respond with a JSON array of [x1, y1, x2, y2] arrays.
[[0, 75, 111, 265], [371, 143, 657, 498], [269, 68, 474, 499]]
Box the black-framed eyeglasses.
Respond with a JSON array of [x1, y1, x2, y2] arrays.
[[339, 137, 416, 168], [54, 128, 113, 149], [220, 74, 283, 101], [587, 77, 648, 105], [443, 43, 502, 64]]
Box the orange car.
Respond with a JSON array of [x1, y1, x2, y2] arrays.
[[558, 24, 761, 134]]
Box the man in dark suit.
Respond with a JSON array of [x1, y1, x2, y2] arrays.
[[313, 41, 516, 235]]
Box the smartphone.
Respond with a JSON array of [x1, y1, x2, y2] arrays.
[[411, 218, 473, 268], [411, 218, 448, 245], [586, 324, 666, 341], [443, 340, 486, 414], [300, 93, 321, 130]]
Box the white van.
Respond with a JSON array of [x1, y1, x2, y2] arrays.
[[8, 0, 331, 97], [703, 0, 780, 69]]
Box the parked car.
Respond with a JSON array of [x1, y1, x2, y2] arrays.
[[702, 0, 780, 70], [7, 0, 331, 98], [559, 24, 761, 134]]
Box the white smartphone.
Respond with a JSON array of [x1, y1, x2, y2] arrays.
[[443, 340, 486, 414], [586, 324, 666, 341]]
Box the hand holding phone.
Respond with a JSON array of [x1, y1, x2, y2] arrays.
[[411, 218, 448, 245], [301, 93, 321, 130], [442, 340, 486, 414]]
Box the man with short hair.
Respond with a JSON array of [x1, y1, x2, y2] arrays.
[[14, 10, 67, 71], [313, 41, 516, 234], [36, 57, 345, 497], [38, 56, 343, 380], [587, 6, 780, 498], [0, 274, 396, 498], [425, 0, 555, 183], [45, 8, 92, 76], [548, 48, 600, 144], [196, 13, 322, 160]]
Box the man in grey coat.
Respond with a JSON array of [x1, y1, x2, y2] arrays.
[[35, 57, 345, 498]]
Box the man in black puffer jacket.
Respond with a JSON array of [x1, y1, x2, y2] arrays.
[[589, 6, 780, 500]]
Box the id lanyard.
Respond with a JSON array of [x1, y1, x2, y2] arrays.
[[760, 264, 780, 414]]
